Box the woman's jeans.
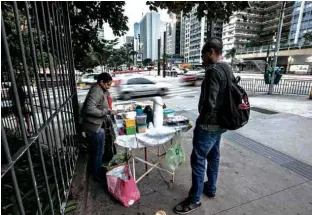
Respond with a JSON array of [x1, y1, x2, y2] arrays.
[[188, 125, 223, 203], [86, 129, 105, 179]]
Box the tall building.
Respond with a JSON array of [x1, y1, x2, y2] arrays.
[[259, 1, 294, 45], [134, 23, 140, 39], [181, 5, 223, 64], [222, 1, 294, 54], [165, 13, 181, 56], [140, 11, 160, 60], [289, 1, 312, 46], [133, 23, 140, 52], [125, 36, 134, 45], [222, 10, 262, 53]]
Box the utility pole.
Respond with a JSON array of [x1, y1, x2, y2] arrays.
[[163, 31, 166, 78], [158, 38, 161, 76], [268, 1, 286, 94]]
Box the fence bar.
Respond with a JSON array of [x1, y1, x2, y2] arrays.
[[45, 2, 69, 193], [2, 2, 79, 214], [53, 3, 76, 162], [39, 1, 65, 209], [64, 2, 80, 135], [49, 2, 72, 183], [24, 2, 56, 213], [58, 3, 78, 157], [1, 93, 76, 178], [1, 124, 26, 214], [2, 4, 43, 214]]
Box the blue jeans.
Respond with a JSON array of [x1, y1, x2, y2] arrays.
[[188, 125, 223, 203], [86, 129, 105, 179]]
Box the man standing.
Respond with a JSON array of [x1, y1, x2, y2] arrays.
[[174, 38, 232, 214], [81, 72, 113, 182]]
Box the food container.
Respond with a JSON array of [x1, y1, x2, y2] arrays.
[[137, 124, 147, 133], [136, 108, 144, 115], [163, 109, 176, 118], [126, 127, 136, 135], [124, 119, 136, 127], [116, 119, 124, 128], [123, 111, 136, 119], [136, 114, 147, 125]]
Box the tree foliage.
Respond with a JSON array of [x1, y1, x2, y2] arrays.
[[67, 1, 129, 70], [143, 58, 152, 66], [225, 48, 236, 67], [146, 1, 249, 23], [1, 1, 129, 73]]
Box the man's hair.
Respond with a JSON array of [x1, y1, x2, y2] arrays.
[[202, 37, 223, 55], [97, 72, 112, 84]]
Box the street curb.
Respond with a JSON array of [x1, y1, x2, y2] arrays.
[[68, 152, 89, 215]]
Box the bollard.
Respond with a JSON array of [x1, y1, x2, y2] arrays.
[[310, 88, 312, 99]]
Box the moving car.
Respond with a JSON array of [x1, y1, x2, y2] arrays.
[[77, 73, 100, 89], [171, 67, 185, 76], [117, 77, 169, 100], [180, 69, 205, 86]]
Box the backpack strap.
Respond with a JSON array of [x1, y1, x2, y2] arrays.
[[215, 63, 233, 91]]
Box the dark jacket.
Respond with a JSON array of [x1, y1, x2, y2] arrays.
[[81, 84, 110, 133], [197, 62, 233, 130]]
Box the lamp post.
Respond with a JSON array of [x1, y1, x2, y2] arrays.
[[162, 16, 177, 78], [163, 31, 167, 78], [158, 38, 161, 76], [268, 1, 286, 95]]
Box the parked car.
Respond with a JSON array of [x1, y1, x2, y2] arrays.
[[117, 77, 169, 100], [180, 70, 205, 86], [77, 73, 100, 89]]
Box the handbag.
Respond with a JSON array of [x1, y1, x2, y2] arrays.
[[106, 164, 140, 207]]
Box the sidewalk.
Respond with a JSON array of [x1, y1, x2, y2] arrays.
[[249, 94, 312, 118], [69, 128, 312, 215]]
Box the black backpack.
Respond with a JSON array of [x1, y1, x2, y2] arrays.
[[216, 63, 250, 130]]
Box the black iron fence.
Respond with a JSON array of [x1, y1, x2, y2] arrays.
[[1, 1, 79, 214], [240, 78, 312, 95]]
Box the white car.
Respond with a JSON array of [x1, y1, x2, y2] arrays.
[[77, 73, 100, 89], [117, 77, 169, 100]]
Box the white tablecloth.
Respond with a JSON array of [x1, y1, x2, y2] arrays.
[[116, 126, 189, 149]]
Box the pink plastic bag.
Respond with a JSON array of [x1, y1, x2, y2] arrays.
[[106, 164, 140, 207]]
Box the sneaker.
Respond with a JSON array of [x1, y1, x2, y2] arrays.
[[203, 182, 216, 199], [205, 192, 215, 199], [173, 197, 201, 214]]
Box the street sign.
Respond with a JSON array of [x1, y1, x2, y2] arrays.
[[137, 53, 142, 62]]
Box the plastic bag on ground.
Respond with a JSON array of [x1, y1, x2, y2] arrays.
[[108, 152, 127, 168], [164, 133, 185, 172], [106, 164, 140, 207]]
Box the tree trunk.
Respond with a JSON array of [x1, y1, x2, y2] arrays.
[[206, 15, 213, 40]]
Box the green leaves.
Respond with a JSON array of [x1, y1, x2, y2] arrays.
[[143, 58, 152, 66], [225, 48, 236, 59], [147, 1, 249, 23], [67, 2, 129, 70]]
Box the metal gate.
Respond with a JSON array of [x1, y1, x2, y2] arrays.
[[1, 1, 79, 214]]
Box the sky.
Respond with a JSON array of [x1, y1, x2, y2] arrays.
[[103, 0, 170, 46]]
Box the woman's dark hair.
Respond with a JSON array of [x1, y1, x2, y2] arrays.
[[97, 72, 112, 84]]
